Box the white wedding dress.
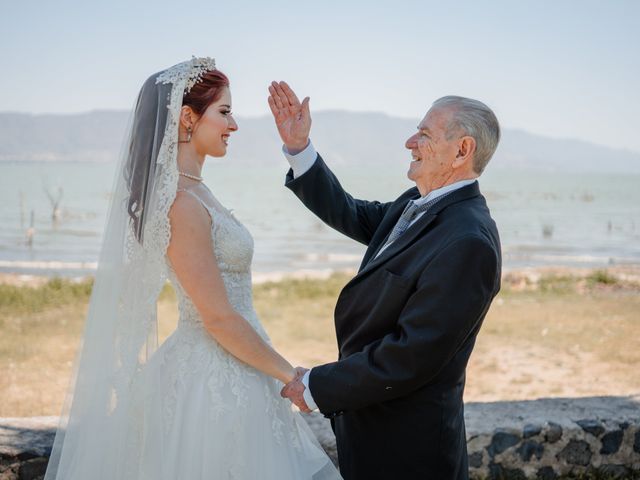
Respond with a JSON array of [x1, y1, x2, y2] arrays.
[[128, 185, 340, 479]]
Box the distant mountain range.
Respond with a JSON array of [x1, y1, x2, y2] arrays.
[[1, 110, 638, 173]]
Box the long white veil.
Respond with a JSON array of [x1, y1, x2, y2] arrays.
[[45, 57, 217, 480]]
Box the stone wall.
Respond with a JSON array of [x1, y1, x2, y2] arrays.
[[0, 416, 55, 480], [2, 396, 639, 479], [464, 396, 640, 479]]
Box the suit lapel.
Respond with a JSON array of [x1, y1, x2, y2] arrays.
[[355, 181, 482, 278]]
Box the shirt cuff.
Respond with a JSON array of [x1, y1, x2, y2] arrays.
[[282, 140, 317, 178], [301, 370, 319, 411]]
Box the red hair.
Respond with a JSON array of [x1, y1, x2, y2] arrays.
[[182, 69, 230, 114]]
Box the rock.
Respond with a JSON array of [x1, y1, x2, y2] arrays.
[[544, 422, 563, 443], [515, 440, 544, 461], [0, 464, 19, 480], [536, 466, 558, 480], [18, 457, 48, 480], [487, 430, 520, 457], [598, 464, 631, 479], [488, 462, 526, 480], [522, 423, 541, 438], [557, 439, 592, 466], [0, 418, 56, 459], [576, 418, 605, 437], [600, 429, 624, 454], [635, 429, 640, 454], [468, 451, 483, 468]]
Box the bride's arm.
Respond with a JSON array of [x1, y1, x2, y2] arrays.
[[167, 191, 295, 384]]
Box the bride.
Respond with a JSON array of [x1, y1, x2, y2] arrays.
[[44, 57, 341, 479]]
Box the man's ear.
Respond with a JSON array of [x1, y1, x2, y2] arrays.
[[453, 136, 476, 169]]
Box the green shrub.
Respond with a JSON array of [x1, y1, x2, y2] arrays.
[[0, 278, 94, 313], [537, 274, 576, 294], [587, 270, 618, 286]]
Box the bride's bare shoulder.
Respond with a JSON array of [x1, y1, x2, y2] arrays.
[[169, 190, 212, 230]]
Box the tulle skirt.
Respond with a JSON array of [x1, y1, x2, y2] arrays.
[[129, 327, 341, 480]]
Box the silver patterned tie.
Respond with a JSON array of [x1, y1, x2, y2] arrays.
[[377, 192, 453, 255]]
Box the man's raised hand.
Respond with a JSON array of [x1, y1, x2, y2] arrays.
[[267, 81, 311, 155]]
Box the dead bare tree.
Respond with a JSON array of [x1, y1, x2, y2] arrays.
[[44, 186, 64, 224], [26, 210, 35, 247], [19, 191, 25, 231]]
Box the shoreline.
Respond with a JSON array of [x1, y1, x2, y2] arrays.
[[0, 268, 360, 288], [1, 264, 640, 289]]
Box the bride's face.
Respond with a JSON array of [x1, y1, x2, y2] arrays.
[[193, 87, 238, 157]]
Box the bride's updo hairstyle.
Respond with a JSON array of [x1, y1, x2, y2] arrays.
[[182, 69, 230, 114]]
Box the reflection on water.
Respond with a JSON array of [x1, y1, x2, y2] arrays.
[[0, 161, 638, 276]]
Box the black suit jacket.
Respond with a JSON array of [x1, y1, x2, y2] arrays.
[[285, 155, 501, 480]]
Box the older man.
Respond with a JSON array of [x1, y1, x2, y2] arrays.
[[269, 82, 502, 480]]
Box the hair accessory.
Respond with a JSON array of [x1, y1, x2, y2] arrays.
[[156, 56, 216, 94]]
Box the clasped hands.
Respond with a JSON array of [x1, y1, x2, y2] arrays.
[[281, 366, 312, 413]]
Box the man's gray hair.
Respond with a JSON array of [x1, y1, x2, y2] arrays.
[[432, 96, 500, 174]]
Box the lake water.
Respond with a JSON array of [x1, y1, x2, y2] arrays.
[[1, 160, 639, 277]]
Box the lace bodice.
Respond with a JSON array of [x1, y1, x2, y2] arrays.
[[166, 186, 266, 337]]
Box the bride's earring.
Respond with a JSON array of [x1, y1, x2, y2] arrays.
[[179, 126, 192, 143]]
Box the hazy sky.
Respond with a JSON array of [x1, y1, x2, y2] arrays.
[[1, 0, 639, 152]]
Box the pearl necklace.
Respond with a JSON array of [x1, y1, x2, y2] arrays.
[[178, 171, 204, 182]]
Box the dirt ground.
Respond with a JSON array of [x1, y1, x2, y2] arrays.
[[0, 266, 638, 416]]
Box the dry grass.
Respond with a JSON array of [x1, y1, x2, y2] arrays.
[[0, 269, 638, 416], [466, 289, 640, 401]]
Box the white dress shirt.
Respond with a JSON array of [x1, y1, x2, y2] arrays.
[[283, 140, 477, 411]]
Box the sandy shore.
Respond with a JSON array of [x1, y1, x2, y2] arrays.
[[0, 269, 360, 287], [2, 264, 640, 287]]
